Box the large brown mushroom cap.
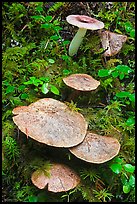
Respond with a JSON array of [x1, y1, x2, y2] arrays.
[[69, 132, 120, 164], [12, 98, 88, 148], [98, 30, 127, 57], [31, 163, 80, 192], [66, 15, 104, 30], [63, 74, 100, 91]]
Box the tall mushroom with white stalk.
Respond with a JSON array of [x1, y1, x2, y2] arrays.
[[66, 15, 104, 56]]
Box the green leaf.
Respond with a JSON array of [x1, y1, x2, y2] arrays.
[[54, 26, 62, 31], [113, 157, 123, 164], [63, 69, 71, 75], [116, 91, 130, 98], [48, 58, 55, 64], [123, 164, 135, 173], [39, 77, 50, 82], [50, 85, 60, 95], [50, 35, 59, 40], [130, 29, 135, 38], [119, 73, 125, 80], [128, 93, 135, 102], [110, 163, 122, 174], [112, 71, 119, 78], [6, 86, 15, 94], [33, 79, 43, 86], [123, 184, 131, 194], [63, 40, 70, 45], [28, 195, 38, 202], [24, 77, 37, 85], [34, 88, 38, 92], [98, 69, 112, 77], [125, 117, 135, 126], [31, 15, 45, 20], [121, 174, 128, 185], [41, 83, 49, 94], [125, 22, 132, 33], [18, 85, 26, 91], [20, 93, 28, 99], [116, 65, 132, 74], [44, 15, 52, 22], [36, 6, 43, 12], [41, 23, 51, 29], [129, 175, 135, 187]]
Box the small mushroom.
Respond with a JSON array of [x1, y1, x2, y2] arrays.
[[63, 73, 100, 101], [31, 163, 81, 192], [98, 30, 127, 57], [12, 98, 88, 148], [69, 132, 120, 164], [66, 15, 104, 56]]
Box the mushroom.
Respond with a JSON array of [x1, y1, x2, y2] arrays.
[[31, 163, 80, 192], [63, 73, 100, 101], [98, 30, 127, 57], [69, 132, 120, 164], [66, 15, 104, 56], [12, 98, 88, 148]]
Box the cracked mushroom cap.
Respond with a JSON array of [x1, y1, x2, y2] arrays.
[[12, 98, 87, 148], [98, 30, 127, 57], [31, 163, 80, 192], [66, 15, 104, 30], [63, 74, 100, 91], [69, 132, 120, 164]]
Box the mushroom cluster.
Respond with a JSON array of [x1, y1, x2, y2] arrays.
[[13, 97, 121, 192], [12, 14, 124, 195], [13, 98, 120, 164]]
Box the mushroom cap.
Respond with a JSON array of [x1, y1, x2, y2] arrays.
[[63, 74, 100, 91], [98, 30, 127, 57], [31, 163, 80, 192], [66, 15, 104, 30], [12, 98, 88, 148], [69, 132, 120, 164]]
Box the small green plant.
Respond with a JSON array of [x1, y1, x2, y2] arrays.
[[93, 188, 114, 202], [80, 168, 100, 183], [14, 184, 37, 202], [98, 64, 133, 80], [2, 136, 20, 162], [24, 76, 60, 95], [115, 91, 135, 105], [109, 157, 135, 194]]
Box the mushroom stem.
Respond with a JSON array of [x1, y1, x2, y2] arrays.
[[69, 28, 87, 56], [67, 90, 80, 102]]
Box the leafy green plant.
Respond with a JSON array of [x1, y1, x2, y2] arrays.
[[109, 157, 135, 194], [98, 65, 133, 80], [115, 91, 135, 104], [24, 76, 60, 95]]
